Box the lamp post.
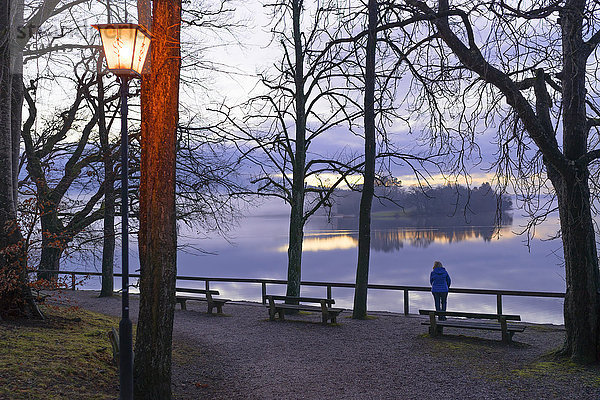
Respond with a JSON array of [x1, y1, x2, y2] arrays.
[[93, 23, 150, 400]]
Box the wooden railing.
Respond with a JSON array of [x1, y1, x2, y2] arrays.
[[37, 270, 565, 316]]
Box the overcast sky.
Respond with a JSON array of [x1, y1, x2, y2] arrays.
[[22, 0, 526, 191], [193, 1, 506, 190]]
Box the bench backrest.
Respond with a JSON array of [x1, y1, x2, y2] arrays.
[[176, 287, 220, 296], [418, 309, 521, 321], [266, 295, 335, 305]]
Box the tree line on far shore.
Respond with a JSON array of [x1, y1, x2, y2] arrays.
[[331, 182, 513, 218]]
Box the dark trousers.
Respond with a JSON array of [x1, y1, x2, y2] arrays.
[[432, 292, 448, 320]]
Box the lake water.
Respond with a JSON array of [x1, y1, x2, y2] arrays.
[[77, 200, 567, 324]]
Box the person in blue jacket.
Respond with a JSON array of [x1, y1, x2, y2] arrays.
[[430, 261, 451, 320]]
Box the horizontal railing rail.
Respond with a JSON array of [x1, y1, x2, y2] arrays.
[[35, 270, 565, 316]]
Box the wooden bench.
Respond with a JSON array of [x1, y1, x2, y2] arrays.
[[419, 309, 525, 343], [266, 295, 344, 325], [175, 287, 230, 314]]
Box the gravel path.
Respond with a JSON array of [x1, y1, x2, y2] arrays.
[[58, 290, 598, 399]]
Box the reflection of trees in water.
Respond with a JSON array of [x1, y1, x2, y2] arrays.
[[370, 226, 505, 252], [307, 212, 513, 252]]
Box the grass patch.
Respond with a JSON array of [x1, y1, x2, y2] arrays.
[[512, 357, 600, 387], [527, 325, 564, 332], [0, 305, 120, 399], [426, 335, 492, 354]]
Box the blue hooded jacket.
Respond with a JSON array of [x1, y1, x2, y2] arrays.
[[430, 267, 451, 293]]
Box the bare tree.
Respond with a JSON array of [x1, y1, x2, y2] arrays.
[[352, 0, 378, 319], [21, 69, 114, 281], [16, 0, 115, 293], [0, 0, 43, 319], [317, 0, 443, 318], [377, 0, 600, 363], [1, 0, 107, 317], [214, 0, 364, 298], [96, 52, 116, 297]]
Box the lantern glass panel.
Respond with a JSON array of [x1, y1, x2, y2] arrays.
[[94, 24, 150, 76], [132, 28, 151, 74]]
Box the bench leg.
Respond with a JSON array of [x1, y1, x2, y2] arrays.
[[179, 300, 187, 311], [429, 312, 439, 337], [268, 298, 276, 321], [207, 302, 214, 315], [216, 304, 223, 314], [500, 317, 509, 344], [278, 310, 285, 321], [321, 312, 328, 325], [429, 325, 443, 336]]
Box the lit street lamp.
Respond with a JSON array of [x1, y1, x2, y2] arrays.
[[93, 23, 150, 400]]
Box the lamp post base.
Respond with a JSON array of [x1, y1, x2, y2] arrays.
[[119, 316, 134, 399]]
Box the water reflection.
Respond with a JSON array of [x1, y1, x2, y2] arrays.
[[282, 212, 515, 252], [369, 226, 509, 251], [279, 233, 358, 252], [73, 205, 568, 324]]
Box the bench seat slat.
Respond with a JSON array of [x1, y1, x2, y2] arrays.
[[422, 320, 525, 332], [266, 304, 344, 313], [418, 309, 520, 321], [176, 288, 220, 295], [176, 296, 230, 303], [266, 295, 335, 304]]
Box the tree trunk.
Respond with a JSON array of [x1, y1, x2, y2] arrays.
[[0, 0, 41, 319], [420, 0, 600, 363], [0, 5, 15, 225], [136, 0, 151, 282], [134, 0, 181, 398], [37, 205, 65, 281], [98, 54, 114, 298], [38, 242, 63, 281], [353, 0, 377, 320], [286, 198, 304, 298], [10, 49, 22, 210], [9, 0, 22, 211], [285, 0, 306, 299], [546, 164, 599, 363], [553, 5, 600, 363]]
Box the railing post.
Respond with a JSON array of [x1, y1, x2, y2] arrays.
[[262, 282, 267, 305], [404, 289, 409, 315], [327, 285, 332, 302], [71, 273, 76, 290], [205, 279, 210, 292], [496, 294, 503, 315]]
